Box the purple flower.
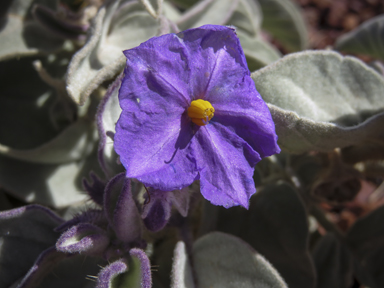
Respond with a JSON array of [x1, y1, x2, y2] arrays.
[[114, 25, 280, 208]]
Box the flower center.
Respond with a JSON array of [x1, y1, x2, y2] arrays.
[[187, 99, 215, 126]]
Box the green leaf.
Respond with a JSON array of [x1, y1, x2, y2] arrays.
[[167, 0, 199, 10], [97, 75, 124, 177], [312, 233, 353, 288], [252, 51, 384, 154], [258, 0, 308, 52], [227, 0, 263, 37], [0, 205, 63, 288], [0, 57, 65, 150], [346, 206, 384, 288], [214, 182, 316, 288], [0, 149, 102, 207], [237, 30, 281, 71], [0, 119, 96, 164], [335, 15, 384, 62], [163, 1, 182, 22], [0, 0, 64, 61], [177, 0, 240, 30], [66, 1, 159, 105], [193, 232, 288, 288]]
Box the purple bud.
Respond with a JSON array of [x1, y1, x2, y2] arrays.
[[104, 173, 142, 243], [56, 223, 110, 256], [142, 196, 171, 232], [54, 209, 106, 233]]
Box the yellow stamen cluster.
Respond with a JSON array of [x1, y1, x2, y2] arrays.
[[187, 99, 215, 126]]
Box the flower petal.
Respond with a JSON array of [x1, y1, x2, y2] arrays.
[[181, 25, 280, 157], [115, 31, 204, 190], [212, 82, 281, 158], [177, 25, 249, 100], [120, 32, 193, 111], [115, 111, 198, 190], [115, 25, 280, 204], [192, 123, 261, 208]]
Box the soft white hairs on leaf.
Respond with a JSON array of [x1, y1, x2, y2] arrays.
[[252, 50, 384, 154]]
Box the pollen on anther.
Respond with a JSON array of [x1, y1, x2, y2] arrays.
[[187, 99, 215, 126]]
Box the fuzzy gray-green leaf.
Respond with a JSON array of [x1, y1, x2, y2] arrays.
[[0, 119, 96, 164], [0, 0, 64, 61], [227, 0, 263, 37], [238, 31, 281, 71], [335, 15, 384, 62], [193, 232, 288, 288], [66, 2, 158, 105], [177, 0, 240, 30], [258, 0, 308, 52], [214, 182, 316, 288], [97, 75, 124, 178], [0, 149, 102, 207], [252, 50, 384, 154], [0, 57, 67, 150], [171, 242, 194, 288]]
